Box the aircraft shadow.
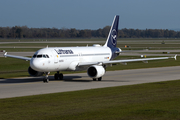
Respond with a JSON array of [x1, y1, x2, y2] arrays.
[[0, 76, 127, 84], [0, 77, 44, 83], [63, 76, 92, 82], [99, 80, 129, 82], [0, 76, 91, 83]]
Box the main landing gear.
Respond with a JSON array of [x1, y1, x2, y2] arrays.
[[43, 72, 63, 83], [54, 71, 63, 80], [93, 77, 102, 81], [44, 72, 101, 82]]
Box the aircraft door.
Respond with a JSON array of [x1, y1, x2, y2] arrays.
[[51, 50, 58, 63]]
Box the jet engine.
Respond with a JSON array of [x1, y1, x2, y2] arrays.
[[28, 67, 44, 77], [87, 65, 105, 78]]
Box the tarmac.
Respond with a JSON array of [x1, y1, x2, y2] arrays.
[[0, 66, 180, 99]]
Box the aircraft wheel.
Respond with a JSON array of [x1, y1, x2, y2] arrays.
[[98, 77, 102, 81], [43, 78, 49, 83], [93, 78, 96, 81], [54, 73, 59, 80], [59, 73, 63, 80]]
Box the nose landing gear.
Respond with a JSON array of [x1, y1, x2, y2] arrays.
[[43, 72, 50, 83]]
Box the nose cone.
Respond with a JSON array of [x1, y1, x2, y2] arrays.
[[30, 59, 43, 72]]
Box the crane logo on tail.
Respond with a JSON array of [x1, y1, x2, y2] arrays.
[[111, 29, 117, 46]]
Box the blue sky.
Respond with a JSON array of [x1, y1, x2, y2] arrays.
[[0, 0, 180, 30]]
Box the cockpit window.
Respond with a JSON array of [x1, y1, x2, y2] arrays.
[[43, 55, 46, 58], [37, 55, 42, 58], [33, 54, 37, 58], [33, 54, 49, 58], [46, 55, 49, 58]]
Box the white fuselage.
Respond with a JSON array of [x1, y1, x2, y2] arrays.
[[30, 46, 112, 72]]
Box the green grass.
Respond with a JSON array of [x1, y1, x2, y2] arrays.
[[0, 48, 40, 52], [1, 38, 180, 52], [122, 47, 180, 50], [0, 38, 106, 42], [0, 38, 180, 42], [0, 57, 30, 78], [117, 44, 180, 48], [134, 52, 180, 54], [0, 56, 179, 79], [0, 43, 95, 47], [1, 80, 180, 120], [1, 42, 180, 52], [1, 43, 180, 48]]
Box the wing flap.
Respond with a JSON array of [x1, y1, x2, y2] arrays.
[[78, 62, 100, 66], [103, 56, 170, 64], [78, 55, 177, 66]]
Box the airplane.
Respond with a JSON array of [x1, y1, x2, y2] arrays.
[[4, 15, 177, 83]]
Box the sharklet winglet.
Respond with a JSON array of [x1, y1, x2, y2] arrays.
[[174, 54, 177, 60], [4, 52, 7, 56]]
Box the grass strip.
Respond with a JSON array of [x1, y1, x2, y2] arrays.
[[1, 43, 180, 48], [0, 80, 180, 119], [0, 38, 180, 42]]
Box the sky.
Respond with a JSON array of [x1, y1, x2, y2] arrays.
[[0, 0, 180, 30]]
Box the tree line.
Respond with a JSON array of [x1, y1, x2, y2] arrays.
[[0, 26, 180, 39]]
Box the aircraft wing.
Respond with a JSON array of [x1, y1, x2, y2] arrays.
[[4, 52, 31, 61], [116, 49, 149, 53], [78, 55, 177, 66]]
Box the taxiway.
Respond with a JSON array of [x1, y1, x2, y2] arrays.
[[0, 66, 180, 99]]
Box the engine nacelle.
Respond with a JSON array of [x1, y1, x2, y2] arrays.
[[87, 65, 105, 78], [28, 67, 44, 77]]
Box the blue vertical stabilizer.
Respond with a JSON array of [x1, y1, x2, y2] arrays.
[[104, 15, 119, 48], [104, 15, 120, 60]]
